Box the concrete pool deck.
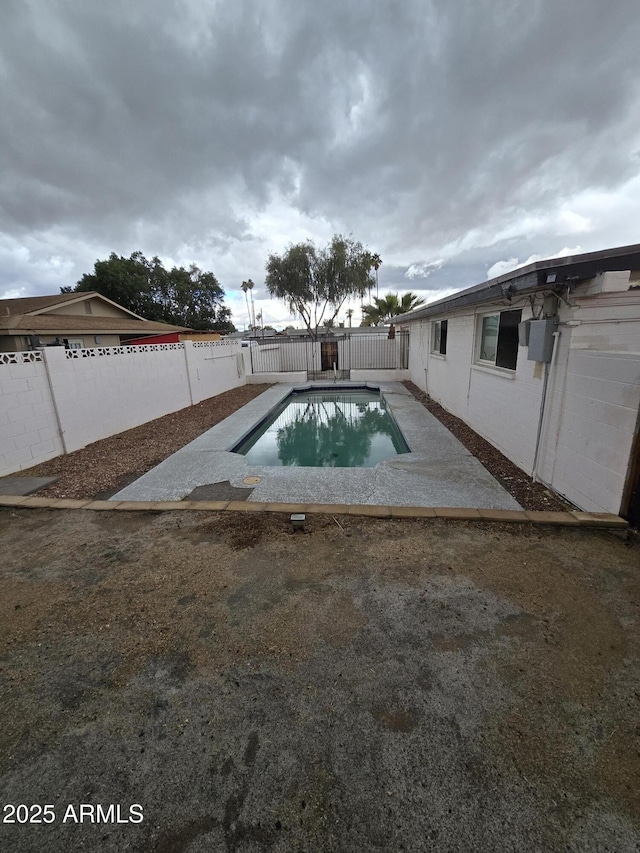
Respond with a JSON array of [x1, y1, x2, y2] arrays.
[[112, 382, 522, 509]]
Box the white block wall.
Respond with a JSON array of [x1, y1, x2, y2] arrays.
[[184, 341, 245, 404], [0, 353, 64, 473], [545, 351, 640, 513], [0, 341, 244, 476], [44, 345, 191, 455]]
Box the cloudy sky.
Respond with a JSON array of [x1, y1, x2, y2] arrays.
[[2, 0, 640, 330]]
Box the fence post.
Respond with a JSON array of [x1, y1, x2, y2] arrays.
[[182, 341, 195, 406], [41, 347, 69, 455]]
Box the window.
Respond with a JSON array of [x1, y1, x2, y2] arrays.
[[432, 319, 448, 355], [66, 339, 84, 350], [477, 309, 521, 370]]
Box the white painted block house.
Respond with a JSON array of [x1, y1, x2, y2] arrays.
[[396, 244, 640, 523]]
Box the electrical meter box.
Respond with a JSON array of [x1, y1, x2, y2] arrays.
[[518, 320, 531, 346], [527, 318, 558, 363]]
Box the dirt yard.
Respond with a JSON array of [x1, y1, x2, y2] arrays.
[[0, 507, 638, 852]]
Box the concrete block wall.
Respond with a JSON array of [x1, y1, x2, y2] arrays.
[[543, 350, 640, 513], [47, 345, 191, 454], [0, 352, 63, 474], [185, 341, 244, 403], [0, 341, 244, 476]]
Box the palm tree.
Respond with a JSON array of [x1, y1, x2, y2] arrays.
[[361, 291, 425, 326], [346, 308, 354, 328], [241, 279, 255, 329], [370, 253, 382, 299]]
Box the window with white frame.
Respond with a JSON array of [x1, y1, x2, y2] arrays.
[[477, 309, 521, 370], [432, 319, 448, 355]]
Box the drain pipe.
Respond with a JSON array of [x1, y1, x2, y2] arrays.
[[333, 361, 337, 383], [532, 330, 560, 482]]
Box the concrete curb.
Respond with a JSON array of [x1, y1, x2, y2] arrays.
[[0, 495, 629, 529]]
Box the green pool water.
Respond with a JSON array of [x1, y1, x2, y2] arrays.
[[233, 388, 410, 468]]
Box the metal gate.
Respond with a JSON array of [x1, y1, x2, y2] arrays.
[[249, 331, 409, 378]]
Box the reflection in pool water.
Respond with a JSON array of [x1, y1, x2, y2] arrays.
[[234, 389, 410, 468]]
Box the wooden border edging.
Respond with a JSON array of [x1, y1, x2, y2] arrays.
[[0, 495, 629, 529]]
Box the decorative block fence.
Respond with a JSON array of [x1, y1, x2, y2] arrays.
[[0, 341, 244, 476]]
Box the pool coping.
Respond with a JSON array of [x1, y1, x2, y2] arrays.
[[0, 494, 629, 529], [108, 381, 526, 509]]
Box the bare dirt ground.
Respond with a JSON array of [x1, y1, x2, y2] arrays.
[[0, 507, 638, 852], [13, 382, 567, 511]]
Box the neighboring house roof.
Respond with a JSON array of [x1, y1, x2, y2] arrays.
[[0, 291, 190, 338], [0, 314, 190, 334], [394, 243, 640, 323], [0, 291, 145, 319]]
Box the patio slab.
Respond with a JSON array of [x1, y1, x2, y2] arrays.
[[0, 476, 57, 496], [112, 382, 521, 509]]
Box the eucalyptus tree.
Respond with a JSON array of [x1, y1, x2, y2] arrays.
[[265, 235, 375, 339]]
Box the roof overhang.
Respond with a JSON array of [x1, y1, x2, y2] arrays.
[[394, 243, 640, 323]]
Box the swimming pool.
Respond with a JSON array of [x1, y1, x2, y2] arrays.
[[111, 381, 522, 508], [233, 387, 410, 467]]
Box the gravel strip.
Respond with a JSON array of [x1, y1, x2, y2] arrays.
[[403, 380, 574, 512], [14, 384, 273, 500]]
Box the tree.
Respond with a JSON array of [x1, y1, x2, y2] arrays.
[[361, 292, 425, 327], [241, 279, 255, 329], [265, 234, 375, 339], [369, 253, 382, 299], [62, 252, 235, 332], [346, 308, 354, 328]]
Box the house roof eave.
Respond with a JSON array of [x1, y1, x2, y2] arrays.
[[394, 242, 640, 324]]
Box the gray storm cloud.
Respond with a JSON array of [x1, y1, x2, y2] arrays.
[[1, 0, 639, 311]]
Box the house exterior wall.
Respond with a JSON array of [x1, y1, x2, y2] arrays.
[[402, 279, 640, 515], [1, 333, 124, 352], [46, 298, 132, 318], [46, 334, 121, 348], [0, 335, 23, 352], [406, 302, 543, 473]]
